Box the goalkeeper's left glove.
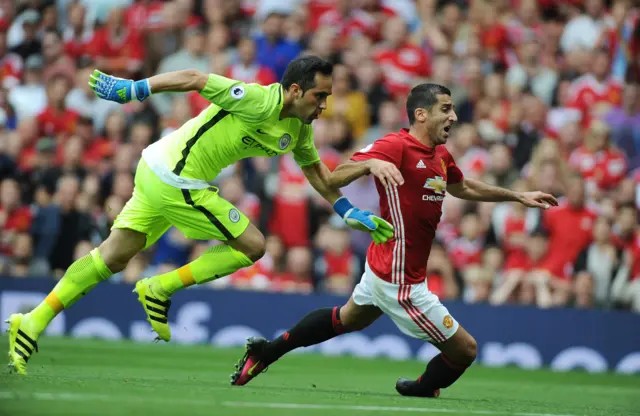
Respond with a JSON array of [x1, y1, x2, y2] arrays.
[[88, 69, 151, 104], [333, 197, 394, 244]]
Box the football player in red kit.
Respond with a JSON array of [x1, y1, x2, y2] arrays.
[[230, 84, 558, 397]]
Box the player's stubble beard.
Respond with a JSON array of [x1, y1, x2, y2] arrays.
[[426, 122, 446, 146], [305, 107, 321, 124]]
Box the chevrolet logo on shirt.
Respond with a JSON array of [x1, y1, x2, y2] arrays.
[[424, 176, 447, 195]]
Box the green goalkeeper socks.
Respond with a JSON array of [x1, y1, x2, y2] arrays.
[[152, 244, 253, 297], [28, 248, 113, 336], [26, 244, 252, 335]]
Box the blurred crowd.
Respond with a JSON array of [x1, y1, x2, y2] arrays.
[[0, 0, 639, 312]]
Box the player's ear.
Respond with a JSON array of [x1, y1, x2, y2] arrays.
[[290, 83, 303, 99], [415, 108, 427, 123]]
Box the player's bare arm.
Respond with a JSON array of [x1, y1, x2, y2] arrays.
[[447, 178, 558, 209], [89, 69, 212, 104], [302, 161, 394, 244], [301, 161, 342, 204], [146, 69, 208, 94], [329, 160, 404, 188]]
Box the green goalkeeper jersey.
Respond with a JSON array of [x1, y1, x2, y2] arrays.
[[141, 73, 320, 189]]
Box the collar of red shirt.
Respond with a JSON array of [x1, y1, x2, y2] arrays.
[[399, 128, 436, 154]]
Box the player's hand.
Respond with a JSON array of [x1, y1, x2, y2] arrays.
[[333, 197, 394, 243], [518, 191, 558, 210], [88, 69, 151, 104], [346, 210, 394, 244], [370, 216, 394, 245], [367, 159, 404, 187], [343, 208, 378, 231]]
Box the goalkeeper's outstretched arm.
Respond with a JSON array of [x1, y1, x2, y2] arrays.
[[329, 159, 404, 188], [89, 69, 209, 104], [90, 69, 271, 122], [147, 69, 208, 94], [302, 162, 395, 244]]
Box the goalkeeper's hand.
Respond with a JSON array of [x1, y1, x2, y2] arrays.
[[333, 197, 394, 245], [88, 69, 151, 104], [369, 216, 394, 245]]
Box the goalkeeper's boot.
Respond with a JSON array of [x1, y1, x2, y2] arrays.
[[5, 313, 39, 376], [395, 377, 440, 398], [133, 278, 172, 342], [230, 337, 270, 386]]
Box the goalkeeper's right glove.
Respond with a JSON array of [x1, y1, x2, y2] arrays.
[[89, 69, 151, 104], [333, 197, 394, 244]]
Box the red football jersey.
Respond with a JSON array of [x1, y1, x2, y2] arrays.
[[502, 213, 529, 271], [88, 27, 144, 75], [568, 74, 623, 124], [351, 128, 464, 285], [542, 201, 596, 279], [318, 9, 381, 44], [125, 1, 165, 32], [447, 237, 483, 271], [373, 43, 431, 97], [36, 106, 80, 137], [568, 146, 627, 190]]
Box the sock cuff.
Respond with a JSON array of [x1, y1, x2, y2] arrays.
[[204, 244, 254, 266], [229, 246, 254, 267], [331, 306, 346, 334], [441, 353, 469, 372], [90, 248, 113, 280]]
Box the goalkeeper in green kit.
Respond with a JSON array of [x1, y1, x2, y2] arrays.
[[6, 56, 402, 375]]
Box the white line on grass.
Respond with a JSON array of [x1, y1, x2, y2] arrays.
[[0, 391, 110, 401], [0, 391, 581, 416], [221, 401, 580, 416]]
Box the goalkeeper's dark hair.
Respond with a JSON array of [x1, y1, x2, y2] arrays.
[[281, 55, 333, 95], [406, 83, 452, 125]]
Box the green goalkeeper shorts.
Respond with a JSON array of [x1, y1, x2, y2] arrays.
[[112, 159, 250, 248]]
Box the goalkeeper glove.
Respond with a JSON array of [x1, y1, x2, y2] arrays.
[[88, 69, 151, 104], [333, 197, 394, 244]]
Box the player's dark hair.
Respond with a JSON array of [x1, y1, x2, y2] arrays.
[[406, 83, 451, 125], [281, 55, 333, 94]]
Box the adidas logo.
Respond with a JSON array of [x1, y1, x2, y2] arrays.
[[416, 160, 426, 169]]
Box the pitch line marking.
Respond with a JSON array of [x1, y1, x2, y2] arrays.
[[222, 401, 580, 416], [0, 391, 582, 416]]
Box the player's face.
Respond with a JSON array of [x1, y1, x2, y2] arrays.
[[294, 73, 333, 124], [427, 94, 457, 145]]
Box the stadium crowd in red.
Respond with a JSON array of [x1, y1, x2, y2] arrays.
[[0, 0, 639, 312]]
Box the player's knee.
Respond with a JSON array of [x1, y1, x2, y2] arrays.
[[339, 305, 373, 332], [99, 230, 145, 273], [243, 234, 266, 263], [340, 313, 367, 332], [100, 249, 135, 273], [461, 336, 478, 365]]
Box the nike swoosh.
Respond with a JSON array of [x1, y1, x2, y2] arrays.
[[247, 361, 262, 376], [256, 129, 267, 134]]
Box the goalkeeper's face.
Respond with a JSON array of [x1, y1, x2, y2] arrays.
[[293, 73, 333, 124]]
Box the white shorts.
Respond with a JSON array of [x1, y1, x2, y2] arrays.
[[352, 262, 459, 344]]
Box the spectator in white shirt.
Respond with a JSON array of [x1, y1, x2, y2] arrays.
[[7, 54, 47, 122], [561, 0, 612, 53]]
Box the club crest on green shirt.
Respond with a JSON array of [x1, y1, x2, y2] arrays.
[[229, 208, 240, 223], [279, 134, 291, 150]]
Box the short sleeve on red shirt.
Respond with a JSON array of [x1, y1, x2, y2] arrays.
[[350, 135, 403, 167]]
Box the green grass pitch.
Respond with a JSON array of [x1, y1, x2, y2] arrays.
[[0, 337, 638, 416]]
